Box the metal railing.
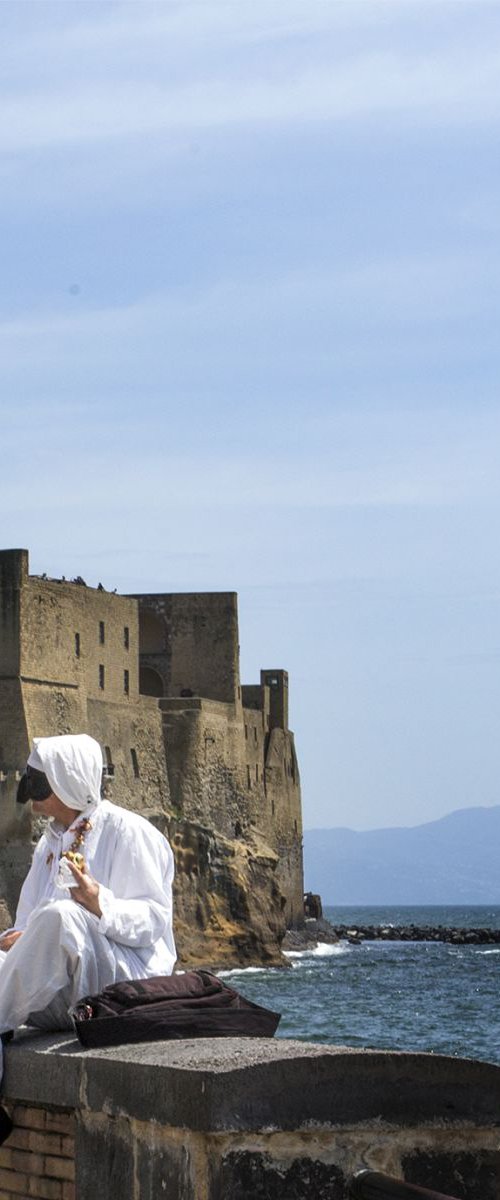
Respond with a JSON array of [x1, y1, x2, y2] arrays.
[[349, 1169, 462, 1200]]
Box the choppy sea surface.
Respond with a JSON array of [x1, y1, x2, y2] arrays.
[[220, 906, 500, 1064]]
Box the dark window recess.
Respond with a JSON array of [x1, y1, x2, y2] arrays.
[[254, 727, 257, 744], [124, 669, 129, 695], [255, 764, 258, 781], [294, 820, 298, 834], [75, 632, 80, 658], [99, 621, 105, 645], [124, 626, 129, 649], [244, 725, 248, 740], [130, 748, 140, 778], [246, 765, 251, 788], [99, 664, 105, 690], [104, 746, 114, 777]]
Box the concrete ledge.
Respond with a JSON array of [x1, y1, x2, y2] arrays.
[[4, 1031, 500, 1131], [3, 1033, 500, 1200]]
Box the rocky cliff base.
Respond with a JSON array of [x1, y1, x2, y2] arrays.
[[169, 818, 288, 968]]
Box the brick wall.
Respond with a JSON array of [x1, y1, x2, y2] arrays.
[[0, 1105, 75, 1200]]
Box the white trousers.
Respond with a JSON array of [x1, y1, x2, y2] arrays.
[[0, 899, 145, 1034]]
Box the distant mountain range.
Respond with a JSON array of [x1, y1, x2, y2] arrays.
[[303, 806, 500, 905]]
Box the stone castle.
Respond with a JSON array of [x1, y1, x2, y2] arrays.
[[0, 549, 303, 965]]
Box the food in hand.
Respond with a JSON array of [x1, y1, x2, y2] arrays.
[[64, 851, 86, 871]]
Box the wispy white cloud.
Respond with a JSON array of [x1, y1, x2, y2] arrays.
[[2, 18, 500, 154], [2, 387, 499, 515], [0, 242, 496, 382], [2, 0, 452, 73]]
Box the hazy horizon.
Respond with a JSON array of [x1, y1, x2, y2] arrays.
[[304, 801, 500, 833]]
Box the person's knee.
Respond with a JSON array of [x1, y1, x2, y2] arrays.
[[28, 899, 91, 943]]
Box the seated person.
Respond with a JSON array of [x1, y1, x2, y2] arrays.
[[0, 733, 176, 1064]]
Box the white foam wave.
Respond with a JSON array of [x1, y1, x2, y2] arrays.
[[310, 941, 349, 957], [477, 948, 500, 955], [218, 966, 269, 978], [284, 942, 349, 960]]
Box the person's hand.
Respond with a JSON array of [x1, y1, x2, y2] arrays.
[[67, 862, 102, 918], [0, 931, 23, 952]]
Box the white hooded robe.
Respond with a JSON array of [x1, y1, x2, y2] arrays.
[[0, 736, 176, 1042]]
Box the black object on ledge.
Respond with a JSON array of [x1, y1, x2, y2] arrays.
[[349, 1169, 461, 1200]]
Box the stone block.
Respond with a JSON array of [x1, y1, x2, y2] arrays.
[[75, 1118, 134, 1200], [210, 1150, 345, 1200], [402, 1149, 500, 1200], [135, 1136, 196, 1200]]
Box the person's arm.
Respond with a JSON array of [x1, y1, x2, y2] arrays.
[[70, 821, 174, 949], [0, 931, 22, 951]]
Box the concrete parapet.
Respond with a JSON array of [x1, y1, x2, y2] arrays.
[[2, 1032, 500, 1199]]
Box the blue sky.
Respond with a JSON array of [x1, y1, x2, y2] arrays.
[[2, 1, 500, 830]]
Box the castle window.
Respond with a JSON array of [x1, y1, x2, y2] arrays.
[[99, 621, 105, 645], [253, 727, 257, 744], [124, 626, 129, 649], [124, 669, 129, 695], [130, 748, 140, 778], [246, 765, 251, 788], [294, 820, 298, 834], [99, 664, 105, 690], [244, 724, 248, 740], [74, 632, 80, 658], [255, 764, 258, 781], [104, 746, 114, 777]]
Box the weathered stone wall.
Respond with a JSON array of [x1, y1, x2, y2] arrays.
[[2, 1033, 500, 1200], [160, 697, 251, 835], [21, 577, 138, 705], [159, 691, 302, 930], [0, 556, 167, 816], [133, 592, 241, 705], [86, 696, 170, 815]]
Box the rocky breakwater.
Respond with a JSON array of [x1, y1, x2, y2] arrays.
[[283, 918, 500, 951], [283, 917, 340, 951], [330, 923, 500, 945]]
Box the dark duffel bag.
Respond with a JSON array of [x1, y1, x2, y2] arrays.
[[72, 969, 281, 1048]]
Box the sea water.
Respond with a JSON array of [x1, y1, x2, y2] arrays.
[[220, 906, 500, 1064]]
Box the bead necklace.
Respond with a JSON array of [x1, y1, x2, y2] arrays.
[[46, 817, 93, 868]]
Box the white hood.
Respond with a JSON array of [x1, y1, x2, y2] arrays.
[[28, 734, 103, 811]]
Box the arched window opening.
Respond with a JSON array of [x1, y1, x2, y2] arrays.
[[139, 665, 164, 697]]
